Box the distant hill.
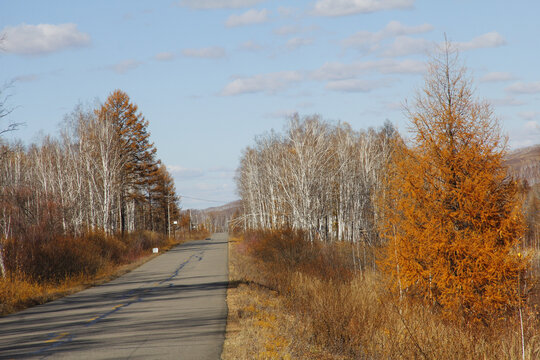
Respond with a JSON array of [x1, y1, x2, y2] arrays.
[[506, 144, 540, 186], [189, 200, 241, 233]]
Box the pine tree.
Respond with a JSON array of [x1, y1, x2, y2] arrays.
[[148, 163, 179, 235], [97, 90, 157, 234], [379, 45, 528, 322]]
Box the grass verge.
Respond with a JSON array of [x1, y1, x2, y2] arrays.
[[0, 230, 209, 316], [223, 230, 540, 359]]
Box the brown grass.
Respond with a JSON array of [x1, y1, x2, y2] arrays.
[[0, 229, 210, 316], [223, 230, 540, 359]]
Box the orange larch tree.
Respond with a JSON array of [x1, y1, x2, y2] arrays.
[[379, 44, 528, 322], [97, 90, 157, 234]]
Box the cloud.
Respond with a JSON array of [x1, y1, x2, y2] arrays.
[[220, 59, 424, 96], [506, 81, 540, 94], [154, 52, 175, 61], [524, 120, 540, 131], [312, 59, 425, 80], [1, 23, 90, 55], [489, 95, 526, 107], [286, 37, 313, 50], [239, 40, 263, 51], [325, 78, 390, 92], [264, 109, 298, 119], [313, 0, 415, 17], [480, 72, 514, 83], [225, 9, 269, 27], [182, 46, 226, 58], [341, 20, 433, 52], [509, 120, 540, 149], [519, 111, 540, 120], [110, 59, 143, 74], [13, 74, 40, 82], [168, 165, 205, 178], [381, 36, 434, 57], [454, 32, 506, 51], [383, 20, 433, 37], [178, 0, 263, 9], [207, 167, 236, 179], [274, 25, 300, 36], [277, 7, 298, 17], [221, 71, 304, 96]]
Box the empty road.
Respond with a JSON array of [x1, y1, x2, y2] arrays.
[[0, 233, 229, 359]]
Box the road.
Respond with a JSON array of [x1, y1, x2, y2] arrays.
[[0, 233, 229, 359]]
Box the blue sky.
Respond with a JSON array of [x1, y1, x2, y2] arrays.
[[1, 0, 539, 208]]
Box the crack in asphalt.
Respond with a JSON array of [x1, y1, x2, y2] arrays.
[[33, 250, 205, 358]]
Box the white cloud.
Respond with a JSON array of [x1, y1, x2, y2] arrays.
[[524, 120, 540, 130], [325, 78, 390, 92], [13, 74, 40, 82], [519, 111, 540, 120], [221, 71, 304, 96], [312, 59, 425, 80], [277, 7, 298, 17], [1, 23, 90, 55], [264, 109, 298, 119], [274, 25, 300, 36], [383, 20, 432, 37], [168, 165, 204, 178], [509, 120, 540, 148], [178, 0, 263, 9], [455, 32, 506, 51], [341, 20, 433, 52], [154, 52, 175, 61], [182, 47, 226, 58], [110, 59, 143, 74], [221, 59, 424, 96], [506, 81, 540, 94], [239, 40, 263, 51], [381, 36, 434, 57], [225, 9, 269, 27], [313, 0, 415, 17], [286, 37, 313, 50], [479, 71, 514, 83], [489, 95, 526, 107]]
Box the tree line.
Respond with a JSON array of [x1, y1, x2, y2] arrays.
[[0, 90, 180, 276], [236, 115, 395, 248], [236, 45, 530, 322]]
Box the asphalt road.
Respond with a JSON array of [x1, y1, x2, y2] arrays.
[[0, 233, 229, 359]]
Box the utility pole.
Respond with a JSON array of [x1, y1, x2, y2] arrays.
[[167, 200, 170, 237]]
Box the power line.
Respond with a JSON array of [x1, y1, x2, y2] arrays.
[[178, 194, 228, 204]]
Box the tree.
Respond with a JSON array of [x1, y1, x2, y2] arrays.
[[148, 163, 179, 235], [379, 44, 528, 322], [97, 90, 157, 235]]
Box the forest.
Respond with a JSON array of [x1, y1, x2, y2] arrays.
[[224, 47, 540, 359], [0, 89, 205, 314]]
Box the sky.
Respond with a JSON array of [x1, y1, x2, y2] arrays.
[[1, 0, 539, 209]]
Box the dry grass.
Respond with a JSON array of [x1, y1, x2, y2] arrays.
[[0, 230, 209, 316], [223, 230, 540, 359], [223, 235, 341, 359]]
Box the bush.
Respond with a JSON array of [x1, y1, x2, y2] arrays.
[[83, 231, 126, 264], [3, 234, 103, 282]]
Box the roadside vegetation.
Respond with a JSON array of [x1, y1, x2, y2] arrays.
[[224, 230, 539, 359], [0, 89, 209, 315], [224, 45, 540, 358]]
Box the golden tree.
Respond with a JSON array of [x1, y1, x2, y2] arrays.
[[380, 44, 528, 322], [97, 90, 157, 234]]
